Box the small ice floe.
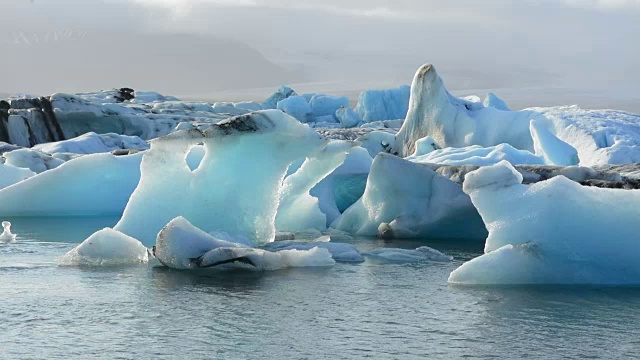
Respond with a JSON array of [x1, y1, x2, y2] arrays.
[[364, 246, 453, 263], [0, 221, 17, 243]]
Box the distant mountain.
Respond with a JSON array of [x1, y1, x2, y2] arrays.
[[1, 31, 304, 96]]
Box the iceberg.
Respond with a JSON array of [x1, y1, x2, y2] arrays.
[[0, 152, 142, 216], [33, 132, 149, 155], [59, 228, 148, 266], [483, 92, 510, 111], [332, 153, 486, 239], [115, 110, 327, 246], [394, 64, 534, 156], [3, 148, 65, 173], [354, 85, 410, 122], [309, 95, 350, 120], [263, 85, 297, 109], [356, 130, 397, 157], [449, 161, 640, 285], [154, 216, 335, 270], [276, 95, 314, 123], [529, 119, 579, 166], [335, 106, 361, 128], [264, 240, 364, 263]]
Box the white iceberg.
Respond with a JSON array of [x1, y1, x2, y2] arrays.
[[4, 148, 65, 173], [0, 152, 142, 216], [408, 143, 545, 166], [115, 110, 327, 246], [309, 94, 350, 120], [59, 228, 148, 266], [449, 161, 640, 285], [154, 216, 334, 270], [0, 161, 35, 190], [335, 106, 361, 128], [365, 246, 453, 263]]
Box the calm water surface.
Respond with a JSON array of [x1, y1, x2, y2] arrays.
[[1, 217, 639, 359]]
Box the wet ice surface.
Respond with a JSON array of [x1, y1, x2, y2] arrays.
[[1, 218, 640, 359]]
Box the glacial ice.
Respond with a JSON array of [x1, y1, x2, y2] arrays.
[[59, 228, 148, 266], [408, 143, 545, 166], [365, 246, 453, 263], [332, 153, 486, 239], [0, 152, 142, 216], [483, 92, 510, 111], [309, 94, 350, 120], [449, 161, 640, 285], [356, 130, 397, 157], [275, 141, 355, 232], [529, 119, 579, 166], [33, 132, 149, 155], [264, 240, 364, 263], [154, 216, 335, 270], [0, 161, 35, 189], [276, 95, 314, 123], [3, 148, 65, 173], [310, 146, 372, 225], [263, 85, 297, 109], [115, 110, 327, 246], [354, 85, 410, 122], [0, 221, 17, 243], [335, 106, 361, 128]]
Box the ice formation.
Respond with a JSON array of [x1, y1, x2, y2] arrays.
[[394, 64, 534, 157], [263, 85, 297, 109], [310, 146, 372, 225], [0, 152, 142, 216], [33, 132, 149, 155], [448, 161, 640, 285], [59, 228, 148, 266], [529, 119, 579, 166], [335, 106, 361, 128], [356, 130, 397, 157], [483, 92, 510, 111], [276, 96, 314, 123], [332, 153, 487, 239], [364, 246, 452, 263], [264, 239, 364, 263], [115, 110, 327, 245], [309, 95, 350, 120], [408, 143, 545, 166], [0, 161, 35, 189], [275, 141, 355, 232], [3, 148, 65, 173], [154, 216, 335, 270], [0, 221, 17, 242], [354, 85, 410, 122]]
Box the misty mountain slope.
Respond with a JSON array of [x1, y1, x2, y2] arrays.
[[1, 32, 303, 96]]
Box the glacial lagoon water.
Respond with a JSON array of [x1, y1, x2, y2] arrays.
[[1, 217, 640, 359]]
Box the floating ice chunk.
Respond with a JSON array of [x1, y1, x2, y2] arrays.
[[264, 240, 364, 263], [33, 132, 149, 155], [115, 110, 326, 245], [450, 161, 640, 285], [0, 221, 16, 243], [483, 92, 510, 111], [335, 106, 360, 128], [356, 130, 396, 157], [309, 95, 350, 120], [530, 119, 579, 166], [276, 96, 314, 123], [354, 85, 410, 122], [0, 152, 142, 216], [0, 161, 35, 190], [365, 246, 453, 262], [4, 148, 65, 173], [155, 217, 334, 270], [59, 228, 148, 266], [409, 143, 545, 166], [410, 136, 440, 157], [276, 141, 355, 232], [155, 216, 246, 269], [333, 154, 486, 239], [359, 120, 404, 129], [212, 102, 249, 116], [263, 85, 297, 109]]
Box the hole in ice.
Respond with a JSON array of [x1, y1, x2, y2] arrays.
[[185, 144, 206, 171]]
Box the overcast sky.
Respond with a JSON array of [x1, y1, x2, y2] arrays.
[[2, 0, 639, 104]]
